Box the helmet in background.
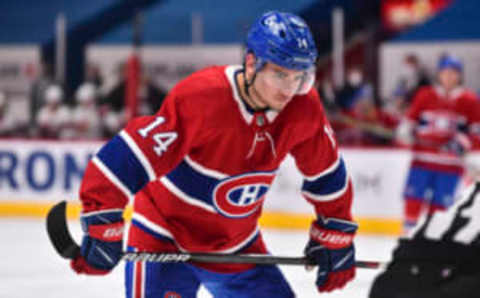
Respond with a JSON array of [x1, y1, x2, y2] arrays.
[[44, 85, 63, 104], [437, 54, 463, 73], [246, 11, 318, 71], [75, 83, 96, 104]]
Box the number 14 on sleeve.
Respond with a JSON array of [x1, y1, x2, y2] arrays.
[[137, 116, 178, 156]]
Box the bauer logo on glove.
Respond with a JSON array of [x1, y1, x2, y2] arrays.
[[305, 217, 358, 293]]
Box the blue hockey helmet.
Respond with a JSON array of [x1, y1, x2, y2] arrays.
[[437, 54, 463, 73], [246, 11, 318, 71]]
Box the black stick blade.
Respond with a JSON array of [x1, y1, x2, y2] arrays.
[[46, 201, 80, 259]]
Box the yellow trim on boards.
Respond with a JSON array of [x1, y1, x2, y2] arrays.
[[0, 201, 402, 235]]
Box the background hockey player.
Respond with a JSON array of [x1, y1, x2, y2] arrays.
[[36, 84, 71, 139], [395, 54, 480, 233], [69, 11, 358, 297], [71, 83, 102, 140], [369, 180, 480, 298]]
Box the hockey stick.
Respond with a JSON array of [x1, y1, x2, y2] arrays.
[[46, 201, 382, 269], [331, 114, 395, 140]]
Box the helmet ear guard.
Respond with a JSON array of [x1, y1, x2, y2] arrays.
[[242, 51, 261, 96]]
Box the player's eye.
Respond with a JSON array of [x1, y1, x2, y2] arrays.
[[274, 71, 288, 79], [294, 74, 305, 82]]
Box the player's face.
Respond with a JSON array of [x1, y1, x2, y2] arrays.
[[438, 68, 461, 90], [246, 55, 305, 110], [251, 63, 306, 111]]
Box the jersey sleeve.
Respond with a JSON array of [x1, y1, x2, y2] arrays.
[[79, 91, 202, 213], [463, 93, 480, 149], [290, 103, 353, 221], [406, 87, 429, 121]]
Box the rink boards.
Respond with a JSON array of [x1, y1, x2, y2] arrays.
[[0, 139, 460, 235]]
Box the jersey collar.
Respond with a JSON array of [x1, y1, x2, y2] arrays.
[[225, 65, 279, 125], [434, 85, 465, 100]]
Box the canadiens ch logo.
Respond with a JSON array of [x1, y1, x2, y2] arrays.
[[213, 173, 275, 218]]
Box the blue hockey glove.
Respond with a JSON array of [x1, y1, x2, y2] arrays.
[[304, 217, 357, 293], [71, 210, 124, 275], [441, 134, 471, 156], [442, 140, 466, 156]]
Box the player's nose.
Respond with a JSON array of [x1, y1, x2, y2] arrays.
[[280, 85, 296, 98]]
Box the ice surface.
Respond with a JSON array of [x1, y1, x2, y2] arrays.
[[0, 219, 397, 298]]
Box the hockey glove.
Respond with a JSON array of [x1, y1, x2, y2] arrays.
[[441, 133, 471, 156], [71, 210, 124, 275], [304, 217, 357, 293]]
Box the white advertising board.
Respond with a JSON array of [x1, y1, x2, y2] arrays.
[[0, 139, 419, 219], [265, 149, 411, 218], [0, 140, 100, 201]]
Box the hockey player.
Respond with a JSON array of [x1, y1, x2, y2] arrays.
[[369, 180, 480, 298], [70, 11, 357, 297], [36, 84, 71, 139], [396, 55, 480, 233], [71, 83, 102, 139]]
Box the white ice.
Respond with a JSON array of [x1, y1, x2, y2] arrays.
[[0, 219, 398, 298]]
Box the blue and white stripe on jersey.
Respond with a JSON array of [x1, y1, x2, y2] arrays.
[[131, 212, 175, 242], [93, 130, 156, 199], [131, 210, 261, 253], [160, 156, 276, 214], [166, 160, 221, 202], [301, 157, 349, 201], [160, 156, 228, 213], [160, 177, 217, 213]]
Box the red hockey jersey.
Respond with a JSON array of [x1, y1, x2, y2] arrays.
[[406, 85, 480, 172], [79, 65, 353, 256]]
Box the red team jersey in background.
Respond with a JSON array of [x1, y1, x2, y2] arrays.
[[406, 85, 480, 173], [79, 65, 353, 271]]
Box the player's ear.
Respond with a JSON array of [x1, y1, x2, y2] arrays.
[[244, 53, 257, 80]]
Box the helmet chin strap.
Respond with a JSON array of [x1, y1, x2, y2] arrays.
[[243, 53, 267, 97], [242, 68, 271, 111], [243, 61, 257, 98]]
